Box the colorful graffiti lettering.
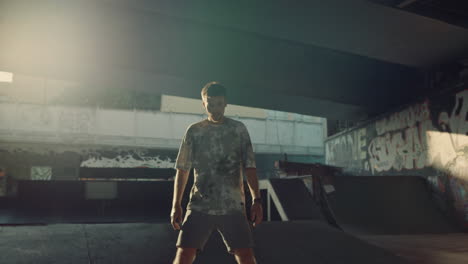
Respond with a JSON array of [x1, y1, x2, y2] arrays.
[[448, 173, 468, 221]]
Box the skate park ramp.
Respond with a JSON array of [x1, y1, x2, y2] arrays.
[[266, 178, 324, 221], [0, 221, 407, 264], [322, 175, 460, 235]]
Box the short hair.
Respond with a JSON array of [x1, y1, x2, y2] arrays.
[[201, 81, 227, 100]]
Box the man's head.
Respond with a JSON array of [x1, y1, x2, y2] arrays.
[[201, 82, 227, 123]]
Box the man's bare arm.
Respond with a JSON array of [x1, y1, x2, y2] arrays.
[[172, 169, 190, 207], [171, 169, 190, 230], [245, 168, 260, 200], [246, 168, 263, 227]]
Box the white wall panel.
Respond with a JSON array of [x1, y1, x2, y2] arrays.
[[0, 103, 325, 155]]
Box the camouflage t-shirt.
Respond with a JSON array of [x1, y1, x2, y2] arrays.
[[174, 117, 256, 215]]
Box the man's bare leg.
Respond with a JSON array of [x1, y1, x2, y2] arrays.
[[232, 248, 257, 264], [173, 247, 197, 264]]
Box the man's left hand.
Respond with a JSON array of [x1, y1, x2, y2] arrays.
[[250, 202, 263, 227]]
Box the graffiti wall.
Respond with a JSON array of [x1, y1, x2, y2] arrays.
[[80, 148, 176, 169], [0, 143, 178, 182], [326, 87, 468, 225]]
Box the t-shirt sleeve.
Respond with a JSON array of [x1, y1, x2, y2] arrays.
[[174, 126, 194, 171], [241, 123, 256, 169]]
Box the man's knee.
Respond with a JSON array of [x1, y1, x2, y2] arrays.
[[173, 247, 197, 264], [232, 248, 256, 264]]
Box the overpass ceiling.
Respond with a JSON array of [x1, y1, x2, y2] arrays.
[[371, 0, 468, 30], [1, 0, 467, 120]]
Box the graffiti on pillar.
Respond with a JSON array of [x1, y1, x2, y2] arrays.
[[427, 175, 446, 194], [31, 166, 52, 180], [447, 173, 468, 222]]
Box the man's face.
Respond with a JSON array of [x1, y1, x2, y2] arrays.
[[202, 96, 227, 122]]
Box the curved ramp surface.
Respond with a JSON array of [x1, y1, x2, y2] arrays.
[[268, 178, 325, 221], [323, 175, 460, 235]]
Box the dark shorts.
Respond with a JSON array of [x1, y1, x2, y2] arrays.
[[176, 210, 255, 254]]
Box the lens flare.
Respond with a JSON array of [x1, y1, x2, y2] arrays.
[[0, 71, 13, 83]]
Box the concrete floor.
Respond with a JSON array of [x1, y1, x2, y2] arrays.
[[0, 221, 405, 264], [361, 234, 468, 264]]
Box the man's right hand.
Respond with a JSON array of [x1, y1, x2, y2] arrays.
[[171, 205, 183, 230]]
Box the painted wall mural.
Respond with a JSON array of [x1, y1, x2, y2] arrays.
[[0, 143, 178, 182], [31, 166, 52, 180], [327, 89, 468, 175], [80, 149, 176, 168], [326, 87, 468, 225]]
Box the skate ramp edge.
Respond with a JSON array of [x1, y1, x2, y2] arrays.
[[323, 175, 460, 235]]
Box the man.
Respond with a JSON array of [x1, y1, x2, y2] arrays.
[[171, 82, 262, 264]]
